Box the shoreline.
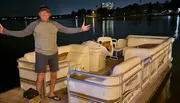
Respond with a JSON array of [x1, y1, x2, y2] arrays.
[[0, 13, 180, 21]]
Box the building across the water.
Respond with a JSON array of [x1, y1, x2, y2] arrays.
[[101, 2, 115, 10]]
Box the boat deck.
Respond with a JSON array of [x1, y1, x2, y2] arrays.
[[0, 58, 123, 103]]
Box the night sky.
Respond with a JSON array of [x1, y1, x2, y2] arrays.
[[0, 0, 166, 17]]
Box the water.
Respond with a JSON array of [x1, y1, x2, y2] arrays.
[[0, 16, 179, 102]]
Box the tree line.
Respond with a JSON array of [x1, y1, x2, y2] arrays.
[[70, 0, 180, 17]]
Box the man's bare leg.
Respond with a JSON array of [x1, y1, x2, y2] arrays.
[[36, 73, 45, 95], [49, 72, 57, 97]]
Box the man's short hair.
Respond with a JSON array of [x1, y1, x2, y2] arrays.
[[39, 5, 50, 13]]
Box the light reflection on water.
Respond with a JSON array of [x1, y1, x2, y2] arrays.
[[92, 17, 95, 35], [174, 15, 179, 38], [102, 19, 115, 36]]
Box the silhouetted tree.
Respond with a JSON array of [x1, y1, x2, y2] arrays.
[[147, 2, 152, 14], [96, 7, 108, 16], [163, 0, 169, 11], [86, 9, 92, 15], [167, 0, 180, 10], [76, 9, 86, 17], [71, 11, 76, 16]]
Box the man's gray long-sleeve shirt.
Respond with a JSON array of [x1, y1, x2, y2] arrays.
[[2, 19, 83, 55]]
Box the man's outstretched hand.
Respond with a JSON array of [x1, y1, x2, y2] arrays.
[[0, 24, 3, 34], [81, 23, 91, 32]]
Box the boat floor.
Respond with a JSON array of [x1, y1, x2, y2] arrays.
[[0, 57, 123, 103]]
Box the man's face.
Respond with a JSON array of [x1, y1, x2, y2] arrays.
[[39, 10, 51, 22]]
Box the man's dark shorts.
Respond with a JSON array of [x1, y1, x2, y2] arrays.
[[35, 52, 59, 73]]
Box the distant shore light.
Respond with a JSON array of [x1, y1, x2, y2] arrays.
[[92, 11, 95, 14]]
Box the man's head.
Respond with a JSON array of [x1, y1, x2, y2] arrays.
[[39, 5, 51, 22]]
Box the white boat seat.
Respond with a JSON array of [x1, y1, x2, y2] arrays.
[[97, 37, 114, 56], [18, 44, 90, 96]]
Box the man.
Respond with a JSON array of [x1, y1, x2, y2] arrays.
[[0, 5, 90, 101]]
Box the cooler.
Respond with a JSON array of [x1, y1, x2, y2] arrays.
[[89, 49, 106, 72], [82, 41, 108, 72]]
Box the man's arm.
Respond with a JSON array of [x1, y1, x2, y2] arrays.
[[0, 20, 40, 37], [51, 20, 90, 34]]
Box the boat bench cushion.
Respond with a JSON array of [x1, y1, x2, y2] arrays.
[[127, 37, 165, 47], [24, 52, 35, 63], [85, 57, 141, 85], [112, 57, 141, 75]]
